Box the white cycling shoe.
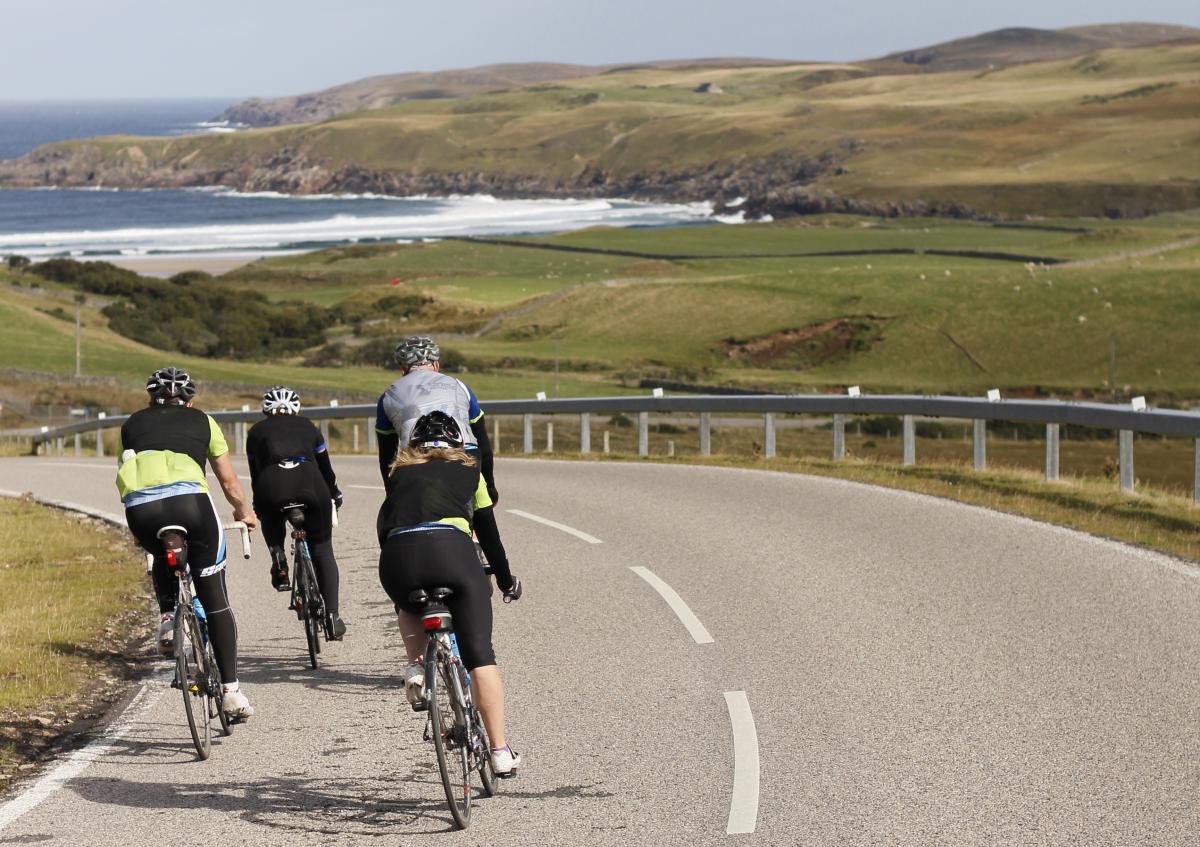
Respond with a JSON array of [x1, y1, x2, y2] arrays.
[[490, 745, 521, 777], [222, 685, 255, 721], [157, 613, 174, 656], [404, 661, 425, 709]]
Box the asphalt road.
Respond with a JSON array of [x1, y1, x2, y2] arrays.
[[1, 455, 1198, 845]]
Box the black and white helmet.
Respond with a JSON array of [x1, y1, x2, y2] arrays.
[[146, 367, 196, 405], [409, 411, 463, 449], [394, 335, 440, 369], [262, 386, 301, 415]]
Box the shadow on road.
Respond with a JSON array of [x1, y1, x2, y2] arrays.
[[67, 769, 464, 835], [235, 652, 403, 697]]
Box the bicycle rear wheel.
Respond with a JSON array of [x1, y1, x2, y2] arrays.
[[296, 548, 320, 669], [428, 650, 471, 828], [174, 606, 211, 760]]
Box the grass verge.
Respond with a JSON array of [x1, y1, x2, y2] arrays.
[[516, 452, 1200, 562], [0, 497, 150, 788]]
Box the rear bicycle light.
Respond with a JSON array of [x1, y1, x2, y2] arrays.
[[423, 613, 452, 632]]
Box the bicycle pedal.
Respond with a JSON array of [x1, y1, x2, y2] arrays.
[[411, 700, 429, 713]]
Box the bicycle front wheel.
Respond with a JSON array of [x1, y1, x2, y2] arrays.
[[428, 652, 471, 828], [174, 606, 211, 760], [461, 665, 496, 798]]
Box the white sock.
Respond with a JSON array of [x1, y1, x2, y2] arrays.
[[223, 680, 239, 693]]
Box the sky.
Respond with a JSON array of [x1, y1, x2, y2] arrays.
[[1, 0, 1197, 100]]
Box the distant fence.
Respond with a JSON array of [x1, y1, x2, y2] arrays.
[[21, 393, 1200, 503]]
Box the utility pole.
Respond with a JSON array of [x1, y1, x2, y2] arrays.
[[74, 295, 85, 378]]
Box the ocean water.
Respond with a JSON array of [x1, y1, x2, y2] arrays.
[[0, 100, 725, 260]]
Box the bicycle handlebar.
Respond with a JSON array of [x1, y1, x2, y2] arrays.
[[223, 521, 252, 559]]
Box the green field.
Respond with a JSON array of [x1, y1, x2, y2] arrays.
[[4, 212, 1200, 414]]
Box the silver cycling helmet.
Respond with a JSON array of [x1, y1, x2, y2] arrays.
[[394, 335, 440, 369], [146, 366, 196, 405], [262, 385, 301, 415]]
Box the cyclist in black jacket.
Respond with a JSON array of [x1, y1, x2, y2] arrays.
[[246, 386, 346, 639], [377, 411, 522, 776]]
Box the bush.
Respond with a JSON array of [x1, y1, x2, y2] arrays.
[[31, 259, 331, 360]]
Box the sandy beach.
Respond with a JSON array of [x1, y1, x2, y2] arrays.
[[100, 251, 274, 277]]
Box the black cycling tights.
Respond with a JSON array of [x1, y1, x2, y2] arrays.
[[126, 493, 239, 684]]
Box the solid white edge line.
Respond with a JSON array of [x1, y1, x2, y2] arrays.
[[723, 691, 760, 835], [629, 566, 715, 645], [0, 670, 169, 832], [0, 490, 125, 528], [506, 509, 603, 544], [346, 484, 384, 490], [0, 489, 170, 832]]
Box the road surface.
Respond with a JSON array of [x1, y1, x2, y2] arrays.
[[1, 456, 1198, 845]]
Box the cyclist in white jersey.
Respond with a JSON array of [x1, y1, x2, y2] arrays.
[[375, 337, 514, 593]]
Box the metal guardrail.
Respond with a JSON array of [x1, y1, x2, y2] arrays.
[[23, 393, 1200, 502]]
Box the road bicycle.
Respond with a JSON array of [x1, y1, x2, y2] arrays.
[[281, 503, 333, 669], [408, 586, 497, 829], [156, 521, 250, 760]]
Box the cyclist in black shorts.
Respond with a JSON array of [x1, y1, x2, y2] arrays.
[[117, 367, 258, 720], [377, 411, 523, 776], [246, 386, 346, 639]]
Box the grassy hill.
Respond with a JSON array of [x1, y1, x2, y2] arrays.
[[877, 22, 1199, 71], [6, 213, 1197, 420], [3, 39, 1198, 219]]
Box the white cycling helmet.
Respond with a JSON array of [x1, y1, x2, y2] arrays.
[[262, 386, 301, 415], [394, 335, 440, 368]]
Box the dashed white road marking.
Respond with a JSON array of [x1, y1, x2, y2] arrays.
[[346, 484, 384, 491], [723, 691, 760, 835], [506, 509, 603, 544], [0, 670, 169, 832], [629, 566, 714, 644]]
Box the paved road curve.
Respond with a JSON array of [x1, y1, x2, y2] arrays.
[[1, 456, 1199, 845]]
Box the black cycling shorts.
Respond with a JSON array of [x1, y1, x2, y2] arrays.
[[379, 528, 496, 669], [126, 492, 226, 575], [254, 462, 333, 547]]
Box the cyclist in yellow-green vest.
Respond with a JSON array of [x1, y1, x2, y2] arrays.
[[116, 367, 258, 721]]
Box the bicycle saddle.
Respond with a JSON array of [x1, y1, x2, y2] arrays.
[[407, 587, 454, 606], [281, 503, 306, 529]]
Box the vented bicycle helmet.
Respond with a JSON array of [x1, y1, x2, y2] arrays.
[[394, 335, 440, 369], [409, 410, 463, 449], [262, 385, 301, 415], [146, 367, 196, 405]]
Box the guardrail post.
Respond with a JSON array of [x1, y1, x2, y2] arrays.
[[352, 425, 360, 453], [603, 430, 610, 454], [637, 412, 649, 457], [699, 412, 711, 457], [763, 413, 776, 459], [579, 413, 591, 454], [832, 414, 845, 460], [522, 414, 533, 454], [367, 418, 377, 453], [493, 418, 500, 453], [972, 419, 986, 470], [56, 437, 63, 456], [546, 421, 554, 453], [668, 440, 675, 457], [902, 415, 915, 466], [74, 432, 81, 456], [1045, 423, 1060, 481], [320, 419, 330, 444], [96, 412, 106, 457], [1119, 430, 1134, 493], [1194, 439, 1199, 505]]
